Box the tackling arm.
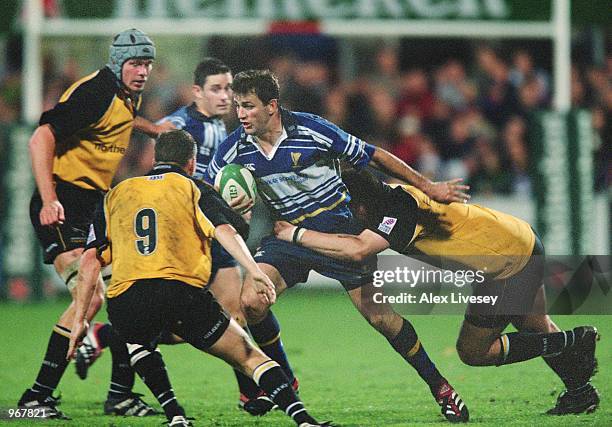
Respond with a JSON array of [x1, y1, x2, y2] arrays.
[[369, 147, 470, 204], [274, 221, 390, 262], [67, 247, 102, 360], [214, 224, 276, 303]]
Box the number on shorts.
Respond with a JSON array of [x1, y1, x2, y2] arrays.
[[134, 208, 157, 255]]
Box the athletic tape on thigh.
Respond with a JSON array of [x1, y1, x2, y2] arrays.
[[60, 258, 80, 291]]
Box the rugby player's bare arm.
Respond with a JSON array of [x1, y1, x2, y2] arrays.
[[134, 116, 176, 137], [214, 224, 276, 303], [66, 247, 102, 360], [29, 124, 65, 225], [369, 146, 470, 204], [274, 221, 389, 262]]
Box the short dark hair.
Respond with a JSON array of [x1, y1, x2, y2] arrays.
[[194, 57, 231, 87], [155, 130, 196, 166], [232, 69, 280, 104]]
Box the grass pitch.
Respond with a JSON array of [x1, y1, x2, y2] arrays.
[[0, 288, 609, 426]]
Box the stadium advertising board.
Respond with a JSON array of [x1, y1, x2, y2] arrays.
[[61, 0, 553, 21]]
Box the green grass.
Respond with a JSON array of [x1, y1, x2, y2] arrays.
[[0, 288, 609, 426]]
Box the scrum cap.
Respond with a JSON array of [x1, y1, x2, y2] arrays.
[[107, 28, 155, 81]]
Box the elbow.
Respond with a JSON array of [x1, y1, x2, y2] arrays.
[[28, 134, 40, 153], [347, 247, 369, 263]]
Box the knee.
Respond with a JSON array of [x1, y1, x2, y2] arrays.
[[455, 336, 488, 366], [363, 311, 396, 337], [240, 292, 269, 324], [220, 299, 245, 326]]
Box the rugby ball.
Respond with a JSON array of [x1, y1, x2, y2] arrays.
[[214, 164, 257, 213]]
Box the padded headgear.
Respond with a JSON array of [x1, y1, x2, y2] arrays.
[[107, 28, 155, 81]]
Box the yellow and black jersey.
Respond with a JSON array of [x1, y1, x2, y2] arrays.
[[367, 184, 536, 279], [85, 164, 249, 298], [39, 67, 140, 192]]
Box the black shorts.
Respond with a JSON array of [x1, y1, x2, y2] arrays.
[[465, 234, 545, 329], [107, 279, 230, 351], [30, 180, 104, 264]]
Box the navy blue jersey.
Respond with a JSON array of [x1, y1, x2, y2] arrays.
[[162, 103, 227, 179], [206, 109, 375, 233]]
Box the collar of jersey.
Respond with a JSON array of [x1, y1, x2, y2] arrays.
[[147, 163, 188, 177], [243, 107, 298, 160], [187, 102, 215, 122], [246, 127, 288, 160]]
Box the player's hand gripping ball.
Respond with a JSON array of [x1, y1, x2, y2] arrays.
[[214, 164, 257, 214]]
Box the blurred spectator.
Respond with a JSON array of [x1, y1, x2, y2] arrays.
[[323, 85, 349, 129], [435, 59, 476, 111], [500, 116, 531, 196], [369, 45, 402, 99], [439, 112, 476, 161], [269, 54, 297, 90], [365, 83, 397, 148], [515, 75, 545, 117], [416, 136, 442, 180], [398, 68, 435, 120], [475, 45, 519, 126], [571, 66, 587, 107], [391, 114, 422, 166], [592, 90, 611, 191], [144, 62, 180, 116], [469, 136, 513, 195], [283, 60, 330, 115], [509, 49, 550, 105], [584, 65, 609, 107], [422, 98, 452, 148], [3, 39, 609, 197]]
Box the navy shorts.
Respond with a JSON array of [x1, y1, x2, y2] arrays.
[[254, 236, 377, 291], [210, 239, 238, 282]]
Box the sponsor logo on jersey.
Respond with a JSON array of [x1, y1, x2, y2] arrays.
[[244, 163, 256, 171], [148, 175, 164, 181], [93, 143, 126, 154], [377, 216, 397, 235]]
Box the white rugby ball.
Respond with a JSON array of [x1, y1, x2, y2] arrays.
[[214, 164, 257, 213]]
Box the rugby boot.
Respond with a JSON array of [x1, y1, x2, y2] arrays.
[[547, 383, 600, 415], [435, 380, 469, 423], [17, 390, 69, 419], [239, 377, 299, 416], [104, 392, 159, 416]]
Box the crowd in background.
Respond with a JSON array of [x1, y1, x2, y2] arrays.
[[1, 40, 610, 196]]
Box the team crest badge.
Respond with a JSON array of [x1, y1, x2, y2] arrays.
[[291, 152, 302, 167]]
